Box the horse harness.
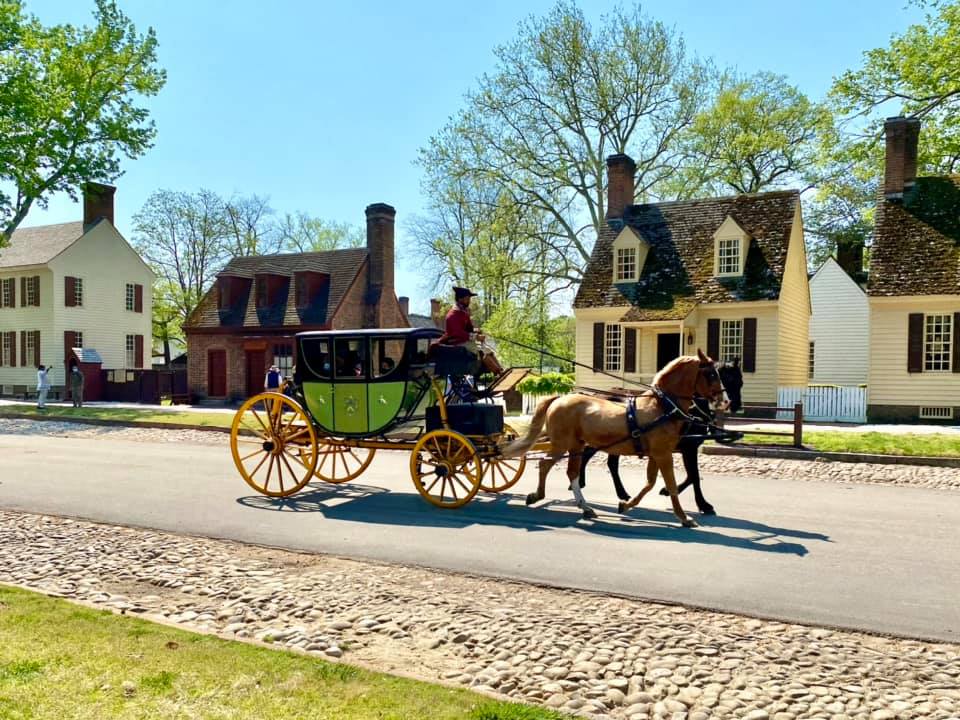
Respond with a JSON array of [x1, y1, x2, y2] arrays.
[[624, 388, 683, 454]]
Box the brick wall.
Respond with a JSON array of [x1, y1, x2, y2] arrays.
[[187, 333, 294, 402]]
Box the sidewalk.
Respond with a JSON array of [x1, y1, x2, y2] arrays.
[[0, 398, 236, 414]]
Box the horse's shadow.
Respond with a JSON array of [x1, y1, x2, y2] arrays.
[[236, 483, 826, 556]]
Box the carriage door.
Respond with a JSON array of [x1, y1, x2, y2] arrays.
[[332, 338, 369, 434], [656, 333, 681, 371]]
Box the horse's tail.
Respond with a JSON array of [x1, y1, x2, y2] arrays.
[[501, 395, 560, 457]]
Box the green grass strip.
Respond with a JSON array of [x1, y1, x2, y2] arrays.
[[0, 405, 233, 429], [0, 585, 567, 720]]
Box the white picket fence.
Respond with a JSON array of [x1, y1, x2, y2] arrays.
[[778, 386, 868, 423], [522, 393, 559, 415]]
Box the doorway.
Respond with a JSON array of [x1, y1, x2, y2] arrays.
[[656, 333, 681, 371], [245, 349, 266, 397], [207, 349, 227, 397]]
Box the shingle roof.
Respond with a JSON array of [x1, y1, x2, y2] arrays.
[[869, 176, 960, 296], [185, 248, 368, 330], [574, 191, 799, 317], [0, 222, 85, 268], [408, 312, 439, 329]]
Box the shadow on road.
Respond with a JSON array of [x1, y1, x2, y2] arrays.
[[236, 483, 826, 556]]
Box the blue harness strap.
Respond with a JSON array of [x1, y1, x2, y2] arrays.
[[624, 389, 682, 453]]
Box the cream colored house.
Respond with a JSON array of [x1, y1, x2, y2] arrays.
[[809, 256, 869, 386], [0, 183, 153, 394], [573, 154, 810, 408], [866, 117, 960, 422]]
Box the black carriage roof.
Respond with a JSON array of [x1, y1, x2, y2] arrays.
[[297, 327, 442, 339]]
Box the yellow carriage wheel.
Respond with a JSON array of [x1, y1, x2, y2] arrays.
[[231, 392, 318, 497], [410, 429, 482, 509], [314, 440, 376, 484], [479, 424, 527, 493]]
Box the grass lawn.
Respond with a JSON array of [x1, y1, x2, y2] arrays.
[[743, 430, 960, 458], [0, 585, 565, 720], [0, 404, 233, 429]]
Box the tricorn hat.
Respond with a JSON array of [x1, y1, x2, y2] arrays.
[[453, 286, 478, 299]]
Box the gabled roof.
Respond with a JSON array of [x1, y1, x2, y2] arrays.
[[0, 222, 85, 269], [575, 190, 799, 319], [185, 247, 369, 330], [869, 176, 960, 296], [408, 312, 439, 329]]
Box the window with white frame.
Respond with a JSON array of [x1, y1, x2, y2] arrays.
[[25, 276, 38, 305], [72, 331, 83, 349], [126, 334, 136, 367], [25, 331, 36, 364], [126, 283, 136, 311], [1, 333, 12, 365], [605, 324, 622, 372], [615, 247, 638, 282], [74, 278, 84, 307], [1, 278, 12, 307], [924, 314, 952, 372], [717, 238, 741, 275], [273, 344, 293, 376], [808, 341, 815, 379], [720, 320, 743, 363]]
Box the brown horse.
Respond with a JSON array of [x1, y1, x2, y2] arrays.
[[502, 350, 726, 527]]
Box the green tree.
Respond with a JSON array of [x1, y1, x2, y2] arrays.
[[0, 0, 165, 242], [664, 72, 832, 198], [277, 211, 364, 253], [224, 194, 281, 257]]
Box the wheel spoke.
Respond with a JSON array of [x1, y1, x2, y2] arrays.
[[439, 477, 448, 502], [285, 427, 312, 443], [425, 473, 442, 494], [239, 448, 264, 463], [452, 474, 471, 496], [448, 477, 458, 501], [283, 447, 309, 475], [264, 454, 275, 491], [276, 453, 286, 493], [279, 451, 300, 486], [247, 451, 269, 480], [250, 408, 271, 437]]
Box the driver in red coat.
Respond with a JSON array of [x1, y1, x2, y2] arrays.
[[439, 286, 504, 375]]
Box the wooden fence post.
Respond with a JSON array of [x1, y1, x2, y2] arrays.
[[793, 402, 804, 447]]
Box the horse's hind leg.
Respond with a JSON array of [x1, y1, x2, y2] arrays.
[[683, 445, 715, 515], [576, 446, 599, 489], [566, 449, 596, 520], [653, 451, 697, 528], [608, 455, 630, 501], [618, 457, 658, 513], [526, 454, 560, 506]]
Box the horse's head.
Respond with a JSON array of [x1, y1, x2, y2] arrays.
[[654, 350, 726, 409], [718, 357, 744, 413], [694, 349, 728, 409]]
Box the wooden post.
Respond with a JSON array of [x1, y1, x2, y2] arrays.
[[793, 402, 804, 448]]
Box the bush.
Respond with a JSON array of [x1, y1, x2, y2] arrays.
[[516, 372, 575, 396]]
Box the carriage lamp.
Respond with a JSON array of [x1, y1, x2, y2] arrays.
[[686, 330, 695, 346]]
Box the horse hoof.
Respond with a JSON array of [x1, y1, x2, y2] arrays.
[[582, 507, 597, 520], [617, 493, 630, 503], [700, 506, 716, 516], [681, 518, 699, 529], [525, 493, 539, 506], [617, 501, 628, 514], [658, 487, 669, 497]]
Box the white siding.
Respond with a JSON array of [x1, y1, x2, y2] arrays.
[[868, 296, 960, 407], [775, 204, 811, 387], [47, 222, 154, 386], [573, 307, 632, 391], [0, 269, 55, 386], [809, 258, 869, 385]]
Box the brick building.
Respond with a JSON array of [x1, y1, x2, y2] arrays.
[[183, 203, 410, 402]]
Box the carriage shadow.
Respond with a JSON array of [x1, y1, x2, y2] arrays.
[[236, 483, 824, 556]]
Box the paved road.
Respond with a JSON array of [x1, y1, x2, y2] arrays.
[[1, 431, 958, 642]]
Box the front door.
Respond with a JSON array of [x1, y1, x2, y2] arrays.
[[656, 333, 681, 371], [245, 349, 265, 397], [208, 349, 227, 397]]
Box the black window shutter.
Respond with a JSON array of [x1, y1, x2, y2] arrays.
[[953, 313, 960, 373], [592, 323, 604, 371], [907, 313, 924, 373], [32, 276, 40, 306], [33, 330, 40, 367], [135, 284, 143, 313], [135, 335, 144, 368], [742, 318, 757, 372], [707, 319, 720, 360], [65, 276, 76, 307], [8, 332, 15, 368], [20, 277, 26, 307], [624, 327, 637, 373]]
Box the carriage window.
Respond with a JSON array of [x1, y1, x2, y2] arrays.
[[335, 338, 367, 378], [300, 338, 332, 379], [372, 337, 406, 378], [412, 337, 432, 365]]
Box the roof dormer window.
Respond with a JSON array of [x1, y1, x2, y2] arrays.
[[611, 226, 648, 283], [713, 216, 749, 277]]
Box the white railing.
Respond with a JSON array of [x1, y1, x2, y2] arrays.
[[522, 393, 559, 415], [778, 385, 867, 423]]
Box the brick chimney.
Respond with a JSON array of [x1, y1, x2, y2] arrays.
[[398, 296, 409, 318], [430, 298, 443, 327], [83, 182, 116, 227], [606, 154, 636, 219], [366, 203, 395, 295], [883, 116, 920, 200]]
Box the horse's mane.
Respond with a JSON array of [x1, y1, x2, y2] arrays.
[[651, 355, 698, 386]]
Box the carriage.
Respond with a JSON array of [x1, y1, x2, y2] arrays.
[[229, 327, 531, 508]]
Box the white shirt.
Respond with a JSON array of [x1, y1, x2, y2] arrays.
[[37, 369, 50, 389]]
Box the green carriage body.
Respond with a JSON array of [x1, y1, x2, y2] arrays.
[[294, 327, 443, 438]]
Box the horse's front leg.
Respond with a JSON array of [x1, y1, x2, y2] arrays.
[[566, 449, 596, 520], [608, 455, 630, 501], [576, 446, 599, 489], [526, 454, 559, 506], [654, 451, 697, 528], [618, 456, 658, 513]]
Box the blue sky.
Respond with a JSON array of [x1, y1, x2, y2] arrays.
[[22, 0, 924, 315]]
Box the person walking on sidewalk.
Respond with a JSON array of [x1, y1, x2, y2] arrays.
[[36, 364, 52, 410], [70, 366, 85, 408]]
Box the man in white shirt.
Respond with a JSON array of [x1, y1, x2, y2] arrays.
[[36, 364, 51, 410]]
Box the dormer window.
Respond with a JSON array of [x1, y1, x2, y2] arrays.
[[611, 226, 648, 283], [713, 216, 750, 277]]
